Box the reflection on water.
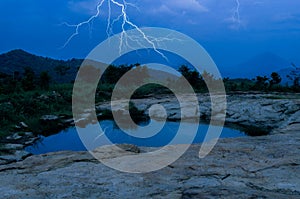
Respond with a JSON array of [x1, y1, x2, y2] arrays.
[[25, 120, 245, 155]]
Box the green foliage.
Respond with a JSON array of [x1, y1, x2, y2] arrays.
[[39, 71, 51, 90], [253, 76, 269, 91], [0, 85, 73, 137], [1, 60, 300, 138], [129, 101, 148, 123], [96, 83, 114, 102], [176, 66, 299, 93], [270, 72, 282, 86], [177, 65, 207, 92], [223, 72, 290, 93], [0, 49, 82, 83], [132, 84, 172, 99], [54, 65, 71, 76], [21, 67, 35, 91], [0, 73, 21, 94], [101, 64, 133, 84]]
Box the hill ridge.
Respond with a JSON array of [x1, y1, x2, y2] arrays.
[[0, 49, 83, 83]]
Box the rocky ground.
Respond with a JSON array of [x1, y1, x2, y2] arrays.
[[0, 94, 300, 198], [98, 93, 300, 133]]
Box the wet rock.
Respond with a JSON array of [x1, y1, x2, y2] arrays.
[[3, 144, 24, 151], [14, 122, 29, 131], [14, 125, 22, 130], [62, 118, 74, 125], [40, 115, 60, 122], [51, 91, 62, 99], [19, 122, 28, 129], [5, 132, 35, 143], [8, 133, 22, 140], [24, 132, 34, 137], [24, 137, 39, 146], [38, 91, 62, 101], [37, 94, 49, 100]]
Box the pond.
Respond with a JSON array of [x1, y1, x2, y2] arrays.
[[25, 120, 246, 155]]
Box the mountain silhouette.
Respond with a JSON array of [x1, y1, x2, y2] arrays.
[[0, 50, 294, 83], [0, 49, 83, 83], [227, 52, 290, 78]]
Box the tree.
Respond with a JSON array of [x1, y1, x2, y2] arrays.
[[0, 73, 18, 94], [178, 65, 190, 78], [54, 65, 72, 83], [177, 65, 205, 91], [270, 72, 282, 89], [39, 71, 51, 90], [54, 65, 71, 76], [254, 76, 269, 91], [101, 64, 133, 84], [21, 67, 35, 91]]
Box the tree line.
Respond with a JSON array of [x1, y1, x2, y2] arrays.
[[0, 63, 299, 136], [177, 64, 300, 93], [1, 63, 300, 96]]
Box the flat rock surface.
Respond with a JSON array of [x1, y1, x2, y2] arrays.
[[0, 130, 300, 198], [1, 94, 300, 198], [97, 94, 300, 131]]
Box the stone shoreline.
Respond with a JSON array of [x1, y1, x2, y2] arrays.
[[0, 130, 299, 198], [0, 93, 300, 198], [98, 93, 300, 133]]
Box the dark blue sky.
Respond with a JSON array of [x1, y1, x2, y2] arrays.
[[1, 0, 300, 75]]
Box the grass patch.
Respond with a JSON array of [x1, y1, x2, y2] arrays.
[[0, 84, 74, 137]]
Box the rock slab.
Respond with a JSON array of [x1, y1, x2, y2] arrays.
[[0, 131, 300, 198]]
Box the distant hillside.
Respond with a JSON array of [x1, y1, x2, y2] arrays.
[[228, 52, 290, 78], [1, 49, 295, 84], [0, 49, 83, 83]]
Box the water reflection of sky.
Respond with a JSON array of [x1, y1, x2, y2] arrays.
[[26, 120, 245, 155]]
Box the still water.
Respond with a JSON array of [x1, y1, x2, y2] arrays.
[[26, 120, 245, 155]]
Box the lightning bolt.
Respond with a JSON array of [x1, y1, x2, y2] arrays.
[[62, 0, 168, 60], [62, 0, 105, 48], [231, 0, 242, 29], [235, 0, 241, 23]]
